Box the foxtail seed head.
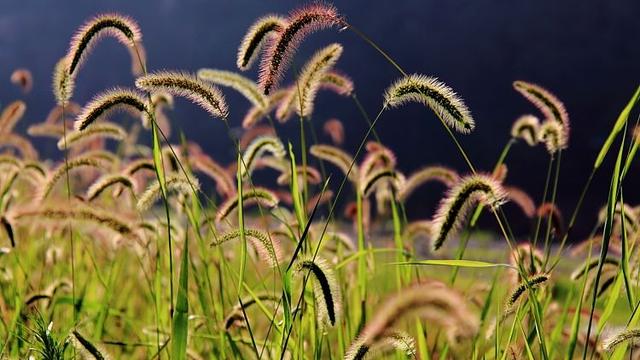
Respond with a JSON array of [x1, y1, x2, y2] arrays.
[[213, 228, 281, 268], [602, 328, 640, 352], [136, 173, 200, 212], [292, 43, 343, 117], [511, 114, 540, 146], [397, 166, 459, 202], [295, 257, 342, 327], [66, 13, 141, 77], [323, 118, 344, 145], [513, 80, 569, 130], [136, 71, 229, 119], [430, 174, 506, 251], [237, 15, 287, 71], [241, 135, 286, 178], [198, 69, 268, 109], [57, 123, 126, 150], [258, 3, 343, 94], [0, 101, 26, 135], [215, 187, 279, 223], [309, 144, 358, 183], [74, 88, 151, 131], [10, 69, 32, 94], [345, 282, 478, 359], [384, 74, 474, 133], [538, 120, 567, 154], [53, 58, 76, 106]]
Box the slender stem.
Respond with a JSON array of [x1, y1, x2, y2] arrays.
[[59, 100, 77, 324], [532, 156, 554, 249], [542, 150, 562, 266]]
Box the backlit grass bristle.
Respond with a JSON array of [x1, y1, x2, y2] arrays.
[[213, 228, 281, 268], [53, 58, 76, 105], [0, 156, 22, 171], [44, 102, 82, 125], [504, 186, 536, 218], [352, 330, 416, 360], [492, 163, 508, 183], [0, 134, 39, 161], [384, 74, 475, 133], [12, 205, 136, 239], [274, 86, 298, 122], [309, 144, 358, 183], [241, 135, 286, 177], [397, 166, 459, 202], [135, 70, 229, 119], [320, 70, 354, 96], [538, 120, 568, 154], [513, 80, 569, 135], [346, 282, 478, 358], [57, 123, 126, 150], [277, 165, 322, 186], [506, 274, 549, 309], [39, 155, 107, 201], [597, 203, 639, 229], [74, 88, 150, 131], [295, 256, 342, 327], [143, 91, 174, 130], [258, 3, 343, 94], [255, 156, 288, 173], [602, 328, 640, 352], [323, 118, 344, 145], [27, 123, 66, 138], [87, 174, 135, 201], [10, 68, 33, 94], [66, 13, 141, 76], [511, 114, 540, 146], [215, 187, 279, 223], [359, 168, 398, 197], [237, 15, 287, 71], [360, 143, 397, 176], [70, 330, 109, 360], [192, 154, 236, 198], [323, 231, 356, 253], [292, 43, 344, 117], [122, 158, 155, 176], [238, 125, 277, 150], [0, 101, 26, 135], [136, 173, 200, 212], [242, 89, 289, 129], [403, 220, 433, 241], [198, 68, 268, 109], [431, 174, 506, 251]]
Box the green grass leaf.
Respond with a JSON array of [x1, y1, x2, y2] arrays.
[[392, 259, 515, 269], [171, 235, 189, 360]]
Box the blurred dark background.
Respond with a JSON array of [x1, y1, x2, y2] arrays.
[[1, 0, 639, 242]]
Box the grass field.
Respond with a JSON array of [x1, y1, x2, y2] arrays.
[[1, 3, 640, 359]]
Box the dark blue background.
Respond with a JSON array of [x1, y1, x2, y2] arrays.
[[1, 0, 639, 240]]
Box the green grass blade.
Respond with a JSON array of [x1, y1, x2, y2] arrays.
[[393, 259, 514, 269], [594, 85, 640, 169], [171, 234, 189, 360]]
